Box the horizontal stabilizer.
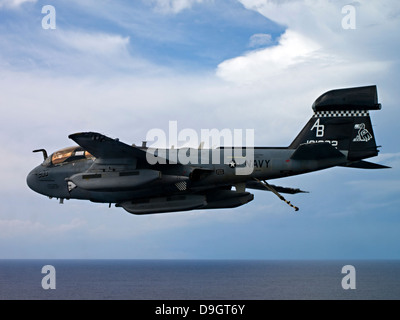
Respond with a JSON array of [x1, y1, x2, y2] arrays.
[[290, 142, 345, 161], [339, 160, 391, 169]]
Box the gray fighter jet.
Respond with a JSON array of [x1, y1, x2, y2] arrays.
[[27, 85, 389, 214]]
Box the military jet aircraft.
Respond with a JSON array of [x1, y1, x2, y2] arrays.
[[27, 85, 389, 214]]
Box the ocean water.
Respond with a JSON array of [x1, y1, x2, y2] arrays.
[[0, 259, 399, 300]]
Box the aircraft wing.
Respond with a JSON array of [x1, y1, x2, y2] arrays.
[[69, 132, 156, 162]]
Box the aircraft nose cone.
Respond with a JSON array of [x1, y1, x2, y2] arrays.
[[26, 169, 38, 192]]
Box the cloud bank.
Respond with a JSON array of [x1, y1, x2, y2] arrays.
[[218, 0, 398, 86]]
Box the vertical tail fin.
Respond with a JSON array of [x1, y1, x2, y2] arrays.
[[289, 85, 382, 161]]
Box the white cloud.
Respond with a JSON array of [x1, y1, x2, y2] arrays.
[[50, 30, 152, 73], [248, 33, 272, 48], [217, 29, 323, 83], [0, 24, 168, 76], [217, 0, 399, 86], [0, 0, 36, 9], [56, 31, 130, 55], [147, 0, 208, 14]]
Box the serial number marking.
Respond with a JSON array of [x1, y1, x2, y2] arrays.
[[306, 139, 338, 148]]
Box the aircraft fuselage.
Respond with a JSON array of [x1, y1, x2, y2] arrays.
[[27, 146, 345, 204]]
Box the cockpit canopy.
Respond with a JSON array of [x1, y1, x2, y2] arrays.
[[43, 146, 93, 167]]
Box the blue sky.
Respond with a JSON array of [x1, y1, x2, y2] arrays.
[[0, 0, 399, 259]]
